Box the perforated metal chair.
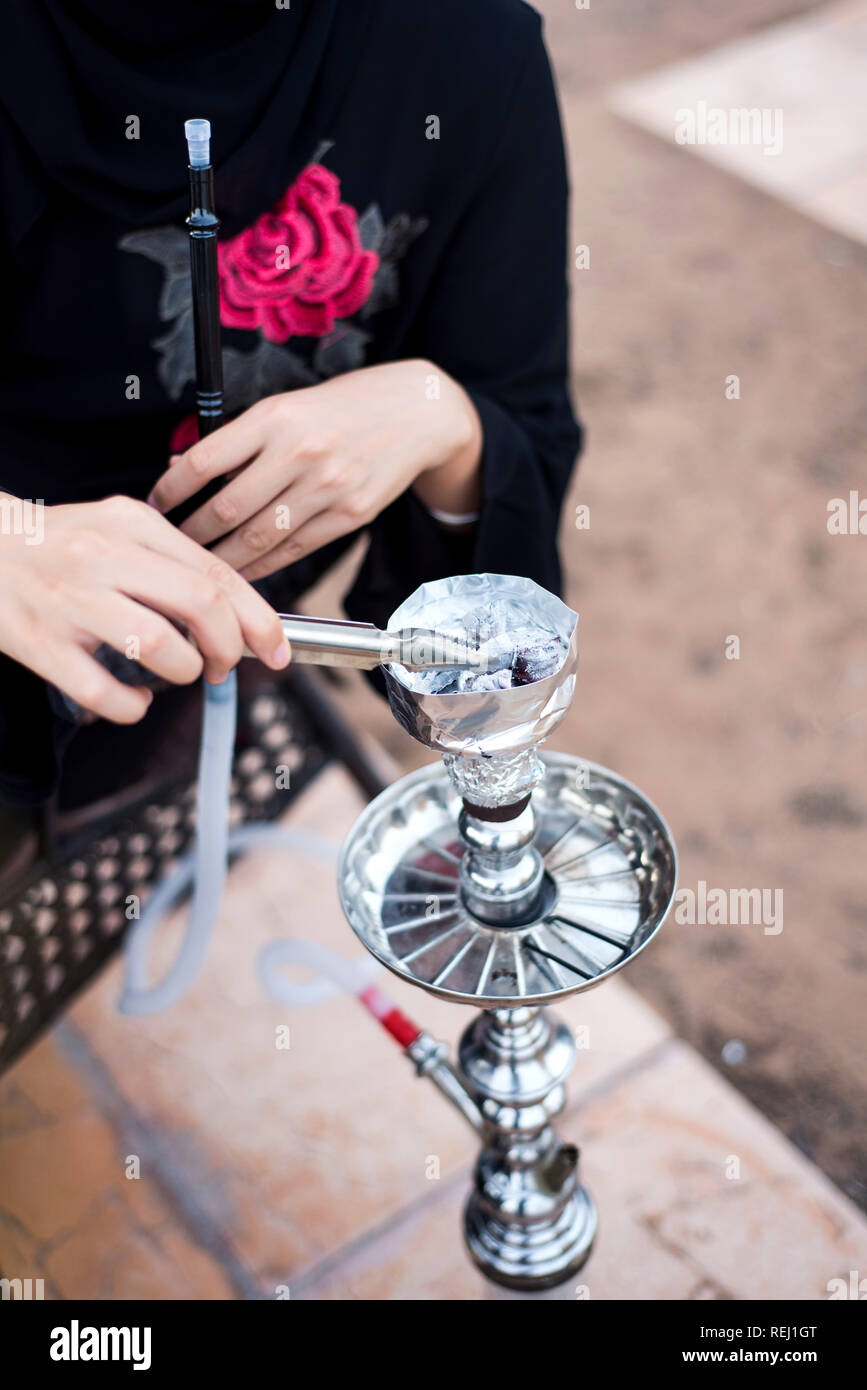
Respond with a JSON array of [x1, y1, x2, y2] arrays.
[[0, 666, 385, 1073]]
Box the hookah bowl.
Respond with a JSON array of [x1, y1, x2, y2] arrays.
[[337, 575, 677, 1292]]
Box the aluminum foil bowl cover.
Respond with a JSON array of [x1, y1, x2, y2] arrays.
[[384, 573, 579, 758]]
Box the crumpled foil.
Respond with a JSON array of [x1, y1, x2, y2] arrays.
[[442, 746, 545, 808], [385, 574, 579, 805]]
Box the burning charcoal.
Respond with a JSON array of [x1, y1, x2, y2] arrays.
[[511, 654, 534, 686], [511, 637, 566, 686]]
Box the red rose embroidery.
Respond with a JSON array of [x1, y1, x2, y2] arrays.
[[217, 164, 379, 342]]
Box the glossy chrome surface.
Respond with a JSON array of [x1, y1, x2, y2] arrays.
[[458, 799, 546, 925], [339, 753, 677, 1008], [272, 614, 476, 671], [460, 1007, 597, 1290]]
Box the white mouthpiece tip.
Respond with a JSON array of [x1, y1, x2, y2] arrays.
[[184, 118, 211, 167]]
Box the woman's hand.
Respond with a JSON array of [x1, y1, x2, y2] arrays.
[[147, 359, 483, 581], [0, 494, 290, 724]]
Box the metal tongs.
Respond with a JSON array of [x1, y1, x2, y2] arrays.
[[270, 613, 477, 672]]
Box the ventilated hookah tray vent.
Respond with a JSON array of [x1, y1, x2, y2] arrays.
[[339, 753, 677, 1007]]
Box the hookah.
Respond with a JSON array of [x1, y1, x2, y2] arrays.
[[333, 573, 678, 1290], [119, 121, 678, 1295]]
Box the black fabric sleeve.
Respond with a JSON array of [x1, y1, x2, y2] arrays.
[[344, 10, 582, 629]]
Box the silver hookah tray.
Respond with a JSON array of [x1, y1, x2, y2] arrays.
[[338, 753, 677, 1007]]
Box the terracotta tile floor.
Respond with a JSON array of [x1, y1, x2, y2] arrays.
[[1, 766, 865, 1300]]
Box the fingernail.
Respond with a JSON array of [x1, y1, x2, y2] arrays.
[[146, 493, 160, 510], [271, 641, 291, 669]]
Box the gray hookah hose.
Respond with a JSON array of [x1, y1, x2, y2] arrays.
[[119, 687, 343, 1014], [119, 670, 238, 1013]]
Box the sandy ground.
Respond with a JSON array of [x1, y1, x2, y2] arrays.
[[308, 0, 867, 1210]]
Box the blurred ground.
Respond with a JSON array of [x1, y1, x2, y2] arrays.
[[311, 0, 867, 1209]]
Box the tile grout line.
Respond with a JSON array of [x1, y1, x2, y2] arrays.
[[562, 1032, 680, 1116], [54, 1019, 267, 1301], [290, 1159, 471, 1299]]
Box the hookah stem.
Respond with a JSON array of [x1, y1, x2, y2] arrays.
[[166, 119, 234, 997], [181, 117, 235, 1009], [186, 127, 224, 439]]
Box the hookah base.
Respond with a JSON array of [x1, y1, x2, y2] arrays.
[[465, 1184, 597, 1292], [338, 750, 677, 1293]]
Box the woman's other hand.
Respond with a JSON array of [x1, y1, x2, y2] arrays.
[[147, 360, 483, 581], [0, 494, 290, 723]]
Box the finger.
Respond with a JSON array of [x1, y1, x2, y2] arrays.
[[127, 546, 288, 676], [147, 408, 268, 514], [209, 482, 330, 572], [238, 508, 351, 582], [76, 592, 204, 687], [45, 645, 154, 724], [102, 498, 291, 670], [113, 549, 245, 685], [179, 450, 299, 547]]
